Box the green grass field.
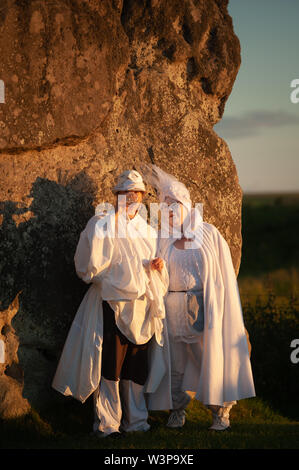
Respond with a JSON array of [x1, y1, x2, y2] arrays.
[[1, 396, 299, 449], [238, 192, 299, 424], [1, 192, 298, 449]]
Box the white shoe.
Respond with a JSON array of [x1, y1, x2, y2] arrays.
[[209, 407, 231, 431], [166, 410, 186, 428], [121, 422, 151, 433], [138, 423, 151, 432]]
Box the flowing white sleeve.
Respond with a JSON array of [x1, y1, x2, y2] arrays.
[[142, 233, 169, 346], [214, 228, 255, 398], [214, 227, 252, 355], [213, 226, 251, 347], [74, 215, 114, 284]]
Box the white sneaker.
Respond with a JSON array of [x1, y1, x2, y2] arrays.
[[209, 407, 231, 431], [166, 410, 186, 428], [138, 423, 151, 432], [122, 423, 151, 433]]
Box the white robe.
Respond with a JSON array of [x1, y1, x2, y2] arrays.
[[52, 211, 172, 409], [158, 221, 256, 406]]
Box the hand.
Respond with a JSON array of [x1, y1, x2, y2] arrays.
[[150, 257, 164, 273]]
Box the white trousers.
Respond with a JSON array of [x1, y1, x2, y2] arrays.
[[93, 377, 150, 434], [169, 338, 236, 412]]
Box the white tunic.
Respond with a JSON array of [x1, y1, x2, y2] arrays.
[[168, 243, 204, 291], [166, 243, 204, 342]]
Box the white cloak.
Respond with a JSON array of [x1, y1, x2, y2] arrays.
[[158, 221, 256, 406], [52, 211, 172, 410]]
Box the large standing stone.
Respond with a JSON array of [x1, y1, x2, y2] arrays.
[[0, 0, 242, 417]]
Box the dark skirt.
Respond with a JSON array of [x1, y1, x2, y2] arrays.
[[101, 300, 150, 385]]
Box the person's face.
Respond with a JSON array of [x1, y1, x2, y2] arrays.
[[164, 197, 184, 228], [117, 190, 143, 218]]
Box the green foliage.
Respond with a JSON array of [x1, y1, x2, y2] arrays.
[[240, 199, 299, 277], [243, 293, 299, 420], [239, 193, 299, 420]]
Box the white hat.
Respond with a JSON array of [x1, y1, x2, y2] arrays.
[[112, 169, 146, 194]]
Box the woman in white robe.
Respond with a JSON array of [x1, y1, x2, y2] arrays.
[[139, 164, 256, 431]]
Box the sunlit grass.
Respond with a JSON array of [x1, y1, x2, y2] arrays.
[[239, 267, 299, 306], [1, 396, 299, 449]]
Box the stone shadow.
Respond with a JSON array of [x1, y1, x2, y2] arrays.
[[0, 171, 97, 409]]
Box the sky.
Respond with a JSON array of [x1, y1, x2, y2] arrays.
[[214, 0, 299, 193]]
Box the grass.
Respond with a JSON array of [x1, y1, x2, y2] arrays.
[[237, 193, 299, 423], [239, 267, 299, 305], [1, 397, 299, 449]]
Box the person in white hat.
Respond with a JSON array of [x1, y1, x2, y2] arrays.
[[139, 163, 256, 432], [52, 169, 172, 437]]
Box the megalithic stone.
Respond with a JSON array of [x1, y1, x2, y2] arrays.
[[0, 0, 244, 416]]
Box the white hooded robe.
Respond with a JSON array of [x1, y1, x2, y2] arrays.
[[158, 221, 256, 406]]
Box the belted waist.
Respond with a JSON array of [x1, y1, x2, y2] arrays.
[[168, 289, 203, 293]]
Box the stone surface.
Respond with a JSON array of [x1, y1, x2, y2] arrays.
[[0, 0, 242, 417], [0, 294, 30, 418]]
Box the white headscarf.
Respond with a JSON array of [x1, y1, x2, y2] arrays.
[[138, 163, 203, 247], [137, 163, 191, 207]]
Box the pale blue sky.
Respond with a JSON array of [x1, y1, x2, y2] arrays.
[[214, 0, 299, 193]]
